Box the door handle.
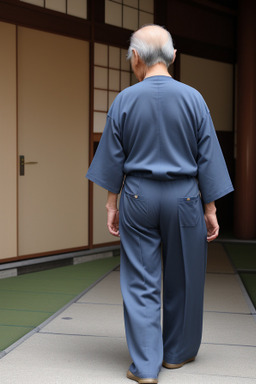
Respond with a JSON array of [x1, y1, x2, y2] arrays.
[[19, 156, 38, 176]]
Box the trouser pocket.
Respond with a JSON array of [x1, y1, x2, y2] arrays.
[[178, 195, 201, 227]]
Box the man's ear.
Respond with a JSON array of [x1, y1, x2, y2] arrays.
[[171, 49, 177, 64], [132, 49, 140, 66]]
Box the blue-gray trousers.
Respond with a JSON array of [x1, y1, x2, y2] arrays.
[[119, 175, 208, 379]]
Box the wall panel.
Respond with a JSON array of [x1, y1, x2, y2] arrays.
[[180, 54, 234, 132]]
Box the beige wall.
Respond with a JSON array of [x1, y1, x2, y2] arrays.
[[180, 54, 234, 132], [0, 23, 17, 260]]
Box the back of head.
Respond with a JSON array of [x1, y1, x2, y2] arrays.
[[127, 25, 174, 68]]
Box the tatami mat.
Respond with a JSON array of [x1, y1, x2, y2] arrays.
[[0, 257, 120, 352]]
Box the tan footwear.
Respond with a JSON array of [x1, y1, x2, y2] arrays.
[[162, 357, 195, 369], [127, 370, 158, 383]]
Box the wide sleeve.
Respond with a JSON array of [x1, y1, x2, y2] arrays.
[[86, 115, 125, 194], [197, 111, 234, 204]]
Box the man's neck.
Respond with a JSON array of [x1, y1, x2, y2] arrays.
[[144, 63, 171, 79]]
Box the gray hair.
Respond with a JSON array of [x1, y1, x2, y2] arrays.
[[127, 25, 175, 68]]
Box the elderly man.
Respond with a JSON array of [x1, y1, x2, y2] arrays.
[[86, 25, 233, 384]]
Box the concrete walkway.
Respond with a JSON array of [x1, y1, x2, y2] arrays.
[[1, 243, 256, 383]]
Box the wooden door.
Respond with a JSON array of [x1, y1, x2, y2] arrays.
[[18, 27, 89, 256]]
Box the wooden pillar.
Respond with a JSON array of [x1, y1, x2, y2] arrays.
[[235, 0, 256, 239]]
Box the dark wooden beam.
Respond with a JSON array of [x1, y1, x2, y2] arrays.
[[173, 35, 236, 63], [94, 22, 131, 48], [166, 0, 236, 57]]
